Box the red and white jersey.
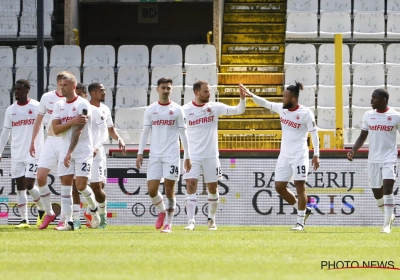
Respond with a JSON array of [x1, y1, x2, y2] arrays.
[[91, 103, 113, 161], [52, 96, 93, 159], [37, 90, 64, 131], [270, 103, 317, 158], [362, 108, 400, 163], [182, 101, 231, 158], [144, 101, 186, 157], [3, 99, 44, 161]]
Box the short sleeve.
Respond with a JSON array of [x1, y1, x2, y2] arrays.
[[77, 100, 92, 117], [361, 111, 369, 131], [306, 109, 317, 132], [143, 106, 152, 127], [105, 106, 113, 127], [38, 94, 47, 115], [176, 106, 187, 129]]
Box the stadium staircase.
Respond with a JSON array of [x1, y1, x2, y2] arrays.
[[217, 0, 286, 147]]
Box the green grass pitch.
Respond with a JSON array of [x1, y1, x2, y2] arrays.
[[0, 225, 399, 279]]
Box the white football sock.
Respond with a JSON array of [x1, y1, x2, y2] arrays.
[[185, 193, 197, 221], [79, 186, 97, 211], [297, 209, 306, 226], [61, 186, 73, 222], [383, 194, 394, 226], [17, 190, 28, 221], [39, 185, 54, 215], [376, 197, 384, 214], [98, 200, 106, 215], [73, 204, 80, 221], [166, 197, 176, 225], [208, 192, 219, 220], [28, 185, 45, 211]]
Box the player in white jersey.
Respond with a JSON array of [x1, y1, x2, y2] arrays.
[[347, 88, 400, 233], [0, 80, 45, 228], [240, 81, 320, 231], [136, 77, 191, 233], [182, 80, 246, 231], [51, 72, 100, 231], [30, 71, 72, 230]]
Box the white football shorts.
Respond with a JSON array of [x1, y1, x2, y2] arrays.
[[58, 155, 93, 178], [182, 157, 222, 183], [368, 161, 397, 188], [147, 155, 180, 181], [11, 159, 39, 179], [37, 136, 61, 171], [274, 154, 310, 182], [90, 158, 106, 183]]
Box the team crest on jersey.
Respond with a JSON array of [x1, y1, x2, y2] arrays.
[[28, 110, 32, 114], [72, 107, 76, 111], [388, 116, 392, 121], [207, 108, 211, 113], [169, 110, 173, 115], [296, 115, 300, 120]]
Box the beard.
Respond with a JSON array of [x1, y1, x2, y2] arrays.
[[282, 102, 293, 109]]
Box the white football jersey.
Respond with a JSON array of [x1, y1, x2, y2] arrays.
[[269, 103, 317, 158], [362, 108, 400, 163], [143, 101, 186, 157], [182, 101, 231, 158], [52, 96, 93, 159], [91, 103, 113, 161], [37, 90, 65, 131], [3, 99, 44, 161]]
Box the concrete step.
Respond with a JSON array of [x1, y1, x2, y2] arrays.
[[224, 12, 286, 23], [223, 34, 285, 43], [219, 107, 278, 118], [218, 73, 283, 85], [225, 3, 286, 13], [221, 54, 283, 64], [219, 97, 282, 109], [222, 44, 284, 54], [225, 0, 286, 3], [218, 85, 283, 96], [218, 119, 281, 130], [219, 65, 284, 73], [224, 23, 285, 34]]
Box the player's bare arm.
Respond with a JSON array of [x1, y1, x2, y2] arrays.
[[64, 123, 85, 167], [52, 115, 87, 135], [347, 130, 369, 161], [30, 113, 45, 157], [136, 154, 143, 169], [108, 126, 126, 155]]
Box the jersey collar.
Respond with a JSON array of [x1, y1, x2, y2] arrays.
[[17, 98, 30, 106], [288, 104, 300, 112], [192, 101, 206, 107], [158, 101, 171, 106], [376, 107, 389, 113]]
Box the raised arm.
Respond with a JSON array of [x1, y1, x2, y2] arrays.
[[239, 83, 275, 110]]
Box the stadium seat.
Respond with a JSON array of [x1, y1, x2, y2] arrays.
[[351, 106, 370, 129], [387, 67, 400, 86], [284, 66, 316, 89], [386, 86, 400, 107], [150, 45, 182, 68], [115, 87, 148, 111], [83, 66, 115, 89], [15, 46, 48, 68], [83, 45, 116, 68], [353, 0, 385, 14], [184, 44, 217, 69], [317, 87, 349, 107], [297, 87, 315, 108], [49, 45, 82, 68], [285, 13, 318, 39], [116, 66, 149, 89], [117, 45, 149, 68], [0, 68, 13, 91], [351, 44, 384, 68], [48, 67, 81, 91], [353, 13, 385, 39], [183, 87, 216, 105], [351, 86, 382, 107], [318, 66, 351, 89], [0, 0, 20, 15], [185, 66, 218, 87], [317, 44, 350, 67], [22, 0, 54, 15], [319, 0, 351, 14], [19, 13, 52, 38], [387, 0, 400, 15], [0, 88, 10, 109], [149, 87, 181, 105], [111, 129, 145, 145], [316, 106, 350, 129], [0, 109, 6, 127], [284, 44, 316, 69], [387, 14, 400, 39], [352, 65, 385, 87], [286, 0, 318, 14], [15, 66, 47, 96], [114, 107, 146, 130], [0, 47, 13, 68], [150, 66, 183, 90], [319, 13, 352, 39], [0, 14, 18, 38]]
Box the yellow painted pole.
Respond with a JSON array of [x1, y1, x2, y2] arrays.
[[334, 34, 344, 149]]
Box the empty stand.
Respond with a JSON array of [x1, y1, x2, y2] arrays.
[[0, 14, 18, 38], [150, 45, 182, 68], [318, 44, 350, 67], [149, 87, 181, 105], [15, 66, 47, 96], [319, 13, 351, 39], [352, 65, 385, 87], [352, 86, 382, 107], [353, 13, 385, 39], [117, 45, 149, 68], [49, 45, 82, 68], [116, 66, 149, 89], [387, 14, 400, 39], [15, 46, 48, 68], [0, 68, 13, 91], [83, 66, 115, 89], [22, 0, 54, 15], [0, 47, 13, 68], [353, 0, 385, 14], [185, 66, 218, 87], [48, 67, 81, 91], [387, 67, 400, 86], [351, 44, 384, 67], [284, 44, 316, 69], [184, 44, 217, 69], [83, 45, 116, 68], [284, 66, 316, 89], [0, 88, 11, 109], [318, 66, 351, 89], [317, 87, 349, 107], [286, 13, 318, 39], [316, 106, 350, 129], [0, 109, 6, 128], [297, 87, 316, 107], [19, 13, 52, 38], [114, 107, 146, 130], [351, 106, 370, 129], [319, 0, 351, 14], [387, 0, 400, 15], [115, 87, 148, 111], [0, 0, 20, 15], [386, 86, 400, 107], [286, 0, 318, 14], [150, 66, 183, 90]]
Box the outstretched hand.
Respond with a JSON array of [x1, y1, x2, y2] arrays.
[[239, 83, 253, 97]]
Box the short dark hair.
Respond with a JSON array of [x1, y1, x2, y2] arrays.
[[373, 88, 389, 102], [193, 80, 208, 92], [286, 81, 303, 98], [88, 82, 101, 94], [76, 83, 87, 94], [157, 77, 173, 86], [15, 79, 31, 90]]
